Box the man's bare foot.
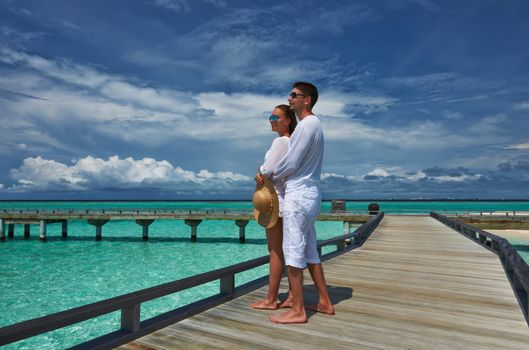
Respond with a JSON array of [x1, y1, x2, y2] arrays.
[[278, 294, 293, 308], [269, 310, 307, 324], [306, 303, 335, 315], [250, 299, 279, 310]]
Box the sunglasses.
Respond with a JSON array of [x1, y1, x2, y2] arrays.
[[289, 92, 306, 98], [269, 114, 279, 123]]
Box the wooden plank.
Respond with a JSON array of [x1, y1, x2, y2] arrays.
[[117, 216, 529, 350]]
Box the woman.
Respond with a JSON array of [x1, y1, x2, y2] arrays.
[[251, 104, 297, 310]]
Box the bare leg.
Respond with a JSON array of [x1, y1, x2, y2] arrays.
[[251, 220, 284, 310], [306, 263, 335, 315], [269, 265, 307, 324], [278, 272, 293, 308]]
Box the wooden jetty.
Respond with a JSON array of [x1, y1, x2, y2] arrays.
[[118, 215, 529, 350], [0, 210, 370, 242], [1, 213, 528, 349], [451, 213, 529, 230]]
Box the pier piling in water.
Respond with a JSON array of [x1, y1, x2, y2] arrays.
[[62, 221, 68, 238], [0, 219, 4, 240], [40, 220, 47, 241], [235, 220, 249, 243], [87, 219, 110, 240], [24, 224, 30, 239], [184, 219, 202, 242], [135, 219, 155, 240], [8, 224, 14, 239]]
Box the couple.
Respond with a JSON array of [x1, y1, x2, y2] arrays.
[[252, 82, 335, 324]]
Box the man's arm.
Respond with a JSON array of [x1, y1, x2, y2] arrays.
[[272, 122, 312, 180], [260, 137, 289, 176]]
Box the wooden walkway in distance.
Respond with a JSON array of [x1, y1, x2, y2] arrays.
[[117, 216, 529, 350]]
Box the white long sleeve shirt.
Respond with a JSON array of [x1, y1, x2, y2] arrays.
[[260, 136, 289, 193], [272, 115, 324, 192]]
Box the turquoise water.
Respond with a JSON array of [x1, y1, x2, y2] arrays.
[[1, 201, 528, 349], [3, 200, 529, 214]]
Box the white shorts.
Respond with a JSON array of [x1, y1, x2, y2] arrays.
[[282, 187, 321, 269]]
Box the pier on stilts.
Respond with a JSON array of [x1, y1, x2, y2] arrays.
[[1, 213, 529, 349], [0, 209, 369, 242]]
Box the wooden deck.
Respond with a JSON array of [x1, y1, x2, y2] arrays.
[[117, 216, 529, 349]]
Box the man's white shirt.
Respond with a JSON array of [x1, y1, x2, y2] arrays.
[[272, 115, 324, 192]]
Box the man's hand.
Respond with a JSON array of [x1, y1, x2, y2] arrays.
[[255, 173, 264, 184]]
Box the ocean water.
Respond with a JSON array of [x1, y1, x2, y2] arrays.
[[1, 200, 528, 349]]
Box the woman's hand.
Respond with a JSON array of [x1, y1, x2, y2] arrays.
[[255, 173, 264, 184]]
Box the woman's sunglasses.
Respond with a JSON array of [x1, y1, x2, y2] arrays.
[[269, 115, 279, 123]]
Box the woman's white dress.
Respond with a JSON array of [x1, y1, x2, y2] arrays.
[[259, 136, 289, 216]]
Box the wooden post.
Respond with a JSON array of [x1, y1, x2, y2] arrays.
[[220, 274, 235, 298], [62, 220, 68, 238], [235, 220, 249, 243], [343, 221, 350, 235], [8, 223, 14, 239], [87, 219, 110, 240], [40, 220, 47, 241], [135, 219, 155, 241], [24, 224, 30, 239], [184, 219, 202, 242], [121, 304, 140, 332], [0, 219, 5, 241]]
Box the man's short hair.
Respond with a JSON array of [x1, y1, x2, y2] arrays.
[[293, 81, 318, 108]]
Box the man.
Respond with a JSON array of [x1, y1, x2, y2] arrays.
[[268, 81, 335, 324]]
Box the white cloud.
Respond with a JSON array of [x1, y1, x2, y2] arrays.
[[503, 142, 529, 150], [442, 110, 463, 120], [384, 72, 480, 95], [317, 92, 397, 117], [153, 0, 191, 12], [513, 100, 529, 110], [152, 0, 226, 12], [0, 48, 278, 148], [6, 155, 251, 193], [468, 113, 508, 135], [1, 25, 45, 42], [326, 166, 482, 184], [367, 168, 391, 177]]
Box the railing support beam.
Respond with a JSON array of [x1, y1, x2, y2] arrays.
[[121, 304, 140, 332], [220, 275, 235, 298]]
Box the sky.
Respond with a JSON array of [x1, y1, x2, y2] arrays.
[[1, 0, 529, 200]]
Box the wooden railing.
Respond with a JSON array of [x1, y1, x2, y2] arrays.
[[431, 212, 529, 326], [0, 213, 384, 349]]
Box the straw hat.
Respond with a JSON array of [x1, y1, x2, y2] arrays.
[[253, 175, 279, 228]]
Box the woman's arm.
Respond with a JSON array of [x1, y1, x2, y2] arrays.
[[260, 137, 289, 176]]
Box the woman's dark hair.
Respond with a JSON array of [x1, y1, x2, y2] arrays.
[[275, 104, 297, 134]]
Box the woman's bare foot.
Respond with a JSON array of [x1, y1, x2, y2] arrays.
[[251, 299, 279, 310], [306, 303, 335, 315], [278, 294, 293, 308], [269, 310, 307, 324]]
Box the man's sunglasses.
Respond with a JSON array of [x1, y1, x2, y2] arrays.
[[269, 115, 279, 123], [289, 92, 306, 98]]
